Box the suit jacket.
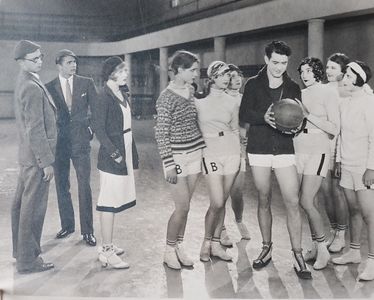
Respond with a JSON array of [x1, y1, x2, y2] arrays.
[[92, 85, 139, 175], [46, 74, 97, 153], [14, 71, 57, 168]]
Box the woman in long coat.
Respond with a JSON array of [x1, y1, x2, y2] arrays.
[[93, 56, 139, 269]]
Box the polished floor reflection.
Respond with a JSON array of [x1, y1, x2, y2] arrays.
[[0, 119, 373, 299]]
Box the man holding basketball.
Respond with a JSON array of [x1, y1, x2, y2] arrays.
[[239, 40, 311, 279]]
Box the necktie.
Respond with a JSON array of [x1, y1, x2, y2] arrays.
[[65, 79, 72, 111]]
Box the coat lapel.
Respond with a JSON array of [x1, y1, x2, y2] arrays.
[[29, 73, 57, 110], [53, 78, 69, 113]]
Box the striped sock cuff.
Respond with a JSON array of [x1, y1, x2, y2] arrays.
[[368, 253, 374, 260], [166, 239, 177, 246], [337, 224, 347, 231], [177, 235, 184, 243], [330, 223, 338, 229], [204, 236, 212, 241], [211, 237, 220, 243], [311, 234, 316, 241], [350, 242, 360, 250], [316, 235, 326, 243]]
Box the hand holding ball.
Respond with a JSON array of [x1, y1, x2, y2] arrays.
[[271, 99, 305, 133]]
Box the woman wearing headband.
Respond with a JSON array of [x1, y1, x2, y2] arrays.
[[295, 57, 340, 270], [195, 61, 241, 262], [332, 60, 374, 281], [320, 53, 350, 254], [93, 56, 139, 269], [155, 50, 205, 269], [219, 64, 251, 247]]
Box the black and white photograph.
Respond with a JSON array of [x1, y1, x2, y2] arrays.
[[0, 0, 374, 299]]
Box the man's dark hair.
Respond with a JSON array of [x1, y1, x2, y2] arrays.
[[265, 40, 292, 59]]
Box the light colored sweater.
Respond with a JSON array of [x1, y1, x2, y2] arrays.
[[294, 83, 340, 154], [337, 89, 374, 172], [195, 87, 240, 156]]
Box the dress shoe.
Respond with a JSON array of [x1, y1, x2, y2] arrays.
[[99, 245, 129, 269], [83, 233, 97, 246], [56, 228, 74, 239], [18, 262, 54, 274]]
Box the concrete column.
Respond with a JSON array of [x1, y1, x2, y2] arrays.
[[214, 36, 226, 61], [159, 47, 169, 91], [125, 53, 132, 92], [308, 19, 325, 61]]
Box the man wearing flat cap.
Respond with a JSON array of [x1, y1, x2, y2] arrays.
[[46, 49, 98, 246], [12, 40, 57, 273]]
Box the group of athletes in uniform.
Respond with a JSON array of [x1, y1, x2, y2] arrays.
[[154, 40, 374, 281]]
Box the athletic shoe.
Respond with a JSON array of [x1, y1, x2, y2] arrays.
[[292, 251, 312, 279], [164, 245, 181, 270], [253, 242, 272, 269], [358, 259, 374, 281], [304, 241, 317, 262], [220, 229, 233, 247], [175, 243, 194, 267], [332, 249, 361, 265], [313, 242, 330, 270], [200, 240, 211, 262], [211, 241, 233, 261], [236, 221, 251, 240], [328, 230, 345, 253], [326, 228, 337, 247]]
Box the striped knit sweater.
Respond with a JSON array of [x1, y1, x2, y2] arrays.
[[155, 87, 205, 171]]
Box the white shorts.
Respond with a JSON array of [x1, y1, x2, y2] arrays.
[[202, 154, 240, 175], [340, 168, 374, 191], [296, 153, 330, 177], [247, 154, 295, 169], [163, 150, 203, 178]]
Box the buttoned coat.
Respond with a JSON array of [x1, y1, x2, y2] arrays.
[[14, 71, 57, 168], [46, 74, 97, 154], [93, 85, 139, 175]]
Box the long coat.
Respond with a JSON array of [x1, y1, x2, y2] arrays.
[[14, 71, 57, 168], [92, 85, 139, 175]]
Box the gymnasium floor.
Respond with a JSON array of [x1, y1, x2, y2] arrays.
[[0, 118, 373, 299]]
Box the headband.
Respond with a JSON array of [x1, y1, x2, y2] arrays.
[[347, 62, 367, 82], [207, 61, 230, 78]]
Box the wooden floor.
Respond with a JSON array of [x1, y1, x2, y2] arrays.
[[0, 118, 373, 299]]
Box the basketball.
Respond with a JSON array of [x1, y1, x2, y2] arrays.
[[271, 98, 304, 132]]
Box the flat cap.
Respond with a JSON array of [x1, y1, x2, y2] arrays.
[[55, 49, 77, 64], [14, 40, 41, 60], [102, 56, 124, 82]]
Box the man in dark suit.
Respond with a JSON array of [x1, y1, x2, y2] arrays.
[[12, 40, 57, 274], [46, 49, 97, 246]]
